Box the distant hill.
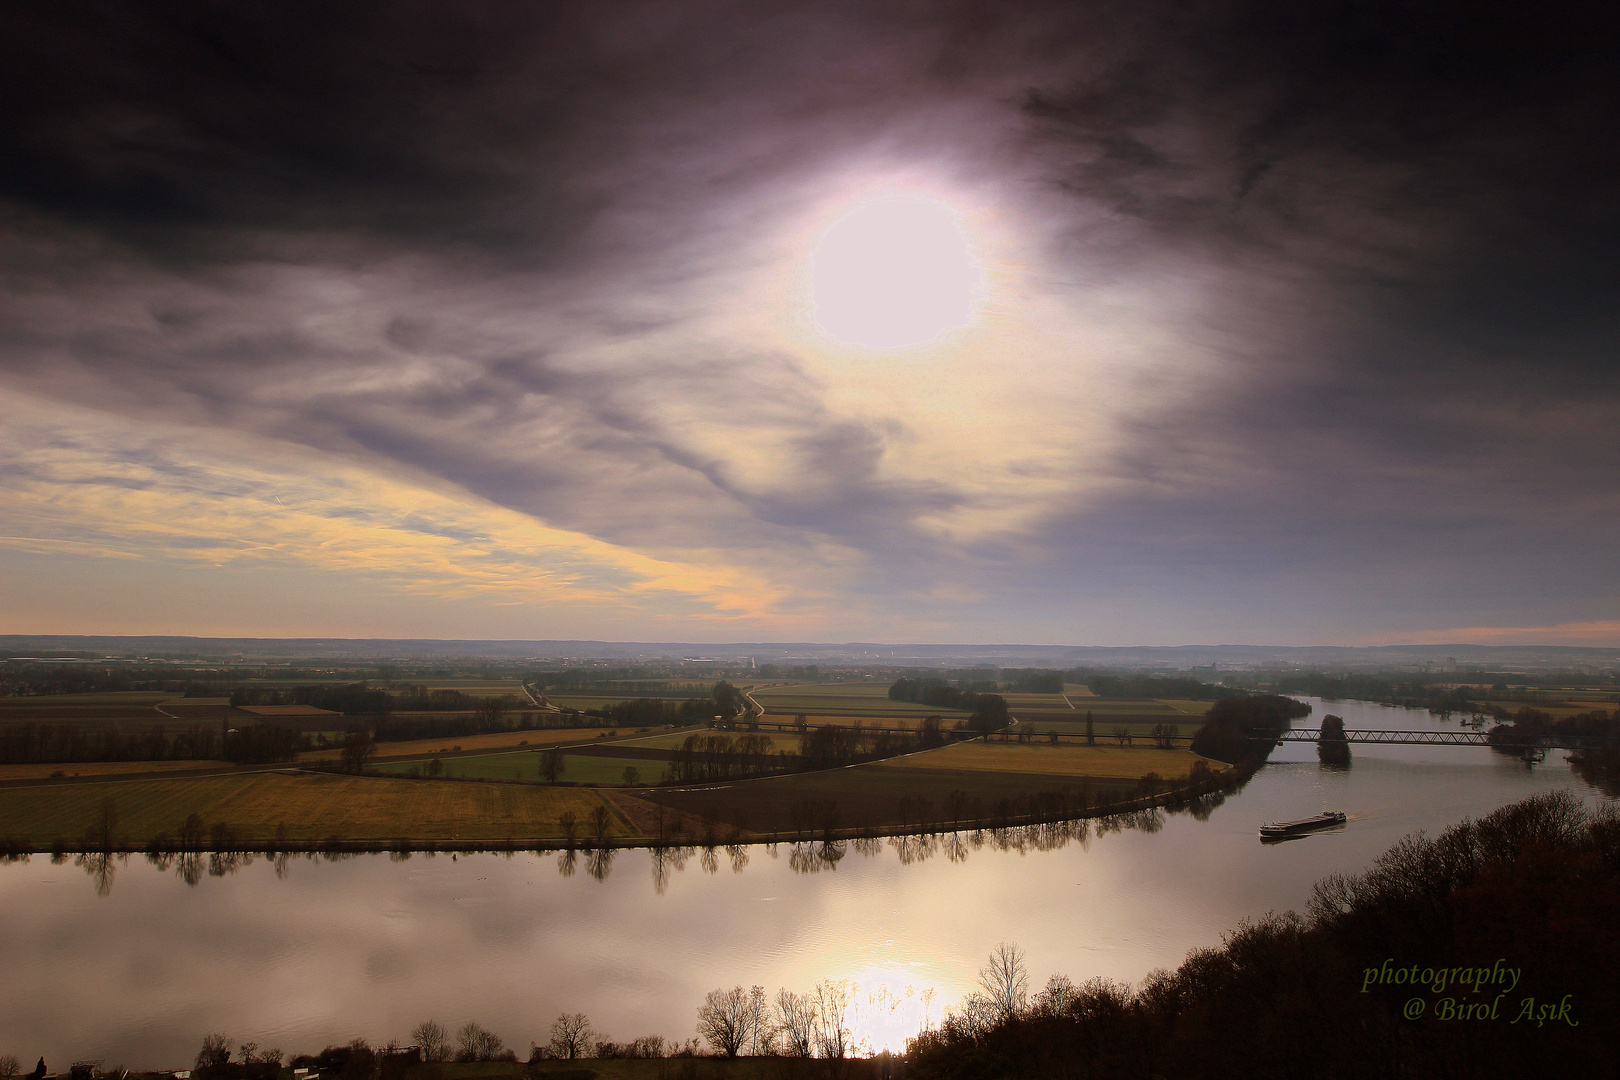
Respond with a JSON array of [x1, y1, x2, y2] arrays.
[[3, 635, 1617, 670]]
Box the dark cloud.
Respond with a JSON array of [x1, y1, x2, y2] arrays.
[[3, 0, 1619, 639]]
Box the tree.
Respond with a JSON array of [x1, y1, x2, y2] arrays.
[[1318, 714, 1351, 766], [475, 696, 508, 731], [548, 1014, 594, 1060], [696, 986, 758, 1057], [0, 1056, 22, 1079], [978, 943, 1028, 1022], [812, 979, 851, 1061], [621, 765, 640, 785], [456, 1021, 502, 1062], [340, 729, 375, 773], [539, 749, 565, 783], [712, 681, 745, 718], [773, 989, 817, 1058], [1086, 709, 1095, 745], [411, 1020, 447, 1063], [427, 756, 443, 778], [195, 1034, 232, 1078], [95, 797, 118, 851]]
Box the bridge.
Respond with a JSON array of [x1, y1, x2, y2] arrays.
[[1271, 728, 1620, 752]]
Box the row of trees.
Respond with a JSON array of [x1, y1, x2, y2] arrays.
[[0, 722, 222, 765], [1486, 706, 1618, 750], [582, 695, 716, 727], [667, 733, 782, 782], [695, 982, 854, 1060], [194, 1015, 684, 1080]]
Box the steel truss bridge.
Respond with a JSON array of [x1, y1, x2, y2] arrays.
[[1270, 728, 1620, 751]]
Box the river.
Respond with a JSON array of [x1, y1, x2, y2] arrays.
[[0, 696, 1607, 1068]]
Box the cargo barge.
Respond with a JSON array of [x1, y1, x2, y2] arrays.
[[1259, 810, 1347, 839]]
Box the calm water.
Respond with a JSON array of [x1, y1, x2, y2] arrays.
[[1, 697, 1606, 1068]]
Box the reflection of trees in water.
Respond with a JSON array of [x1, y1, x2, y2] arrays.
[[788, 841, 846, 874], [74, 851, 120, 896], [888, 833, 936, 866], [53, 799, 1196, 896], [585, 845, 615, 882]]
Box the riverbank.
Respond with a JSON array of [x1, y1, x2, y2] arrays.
[[0, 750, 1239, 855]]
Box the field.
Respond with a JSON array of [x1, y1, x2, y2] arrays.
[[0, 771, 634, 845], [750, 682, 971, 717], [631, 756, 1143, 837], [372, 748, 673, 785], [870, 741, 1226, 780], [623, 739, 1207, 837], [0, 693, 196, 725], [0, 759, 221, 781]]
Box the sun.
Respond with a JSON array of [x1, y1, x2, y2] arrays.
[[809, 193, 982, 349]]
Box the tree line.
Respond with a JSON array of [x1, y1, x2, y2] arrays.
[[0, 722, 223, 765], [887, 679, 1009, 729]]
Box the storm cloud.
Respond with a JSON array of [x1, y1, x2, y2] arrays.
[[2, 0, 1617, 643]]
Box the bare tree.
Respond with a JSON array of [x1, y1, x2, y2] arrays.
[[456, 1021, 502, 1062], [591, 804, 611, 846], [548, 1014, 594, 1061], [746, 985, 768, 1055], [772, 989, 817, 1058], [812, 979, 851, 1061], [978, 943, 1028, 1022], [195, 1034, 231, 1077], [1033, 973, 1077, 1017], [340, 729, 376, 773], [0, 1056, 22, 1079], [411, 1020, 447, 1063], [696, 986, 757, 1057], [539, 749, 565, 783]]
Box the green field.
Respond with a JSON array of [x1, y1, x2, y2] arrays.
[[0, 771, 631, 845]]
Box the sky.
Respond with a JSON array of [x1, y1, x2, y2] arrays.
[[2, 0, 1618, 647]]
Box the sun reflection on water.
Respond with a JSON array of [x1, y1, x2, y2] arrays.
[[845, 968, 940, 1055]]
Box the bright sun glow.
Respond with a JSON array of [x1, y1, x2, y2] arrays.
[[810, 194, 982, 348]]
